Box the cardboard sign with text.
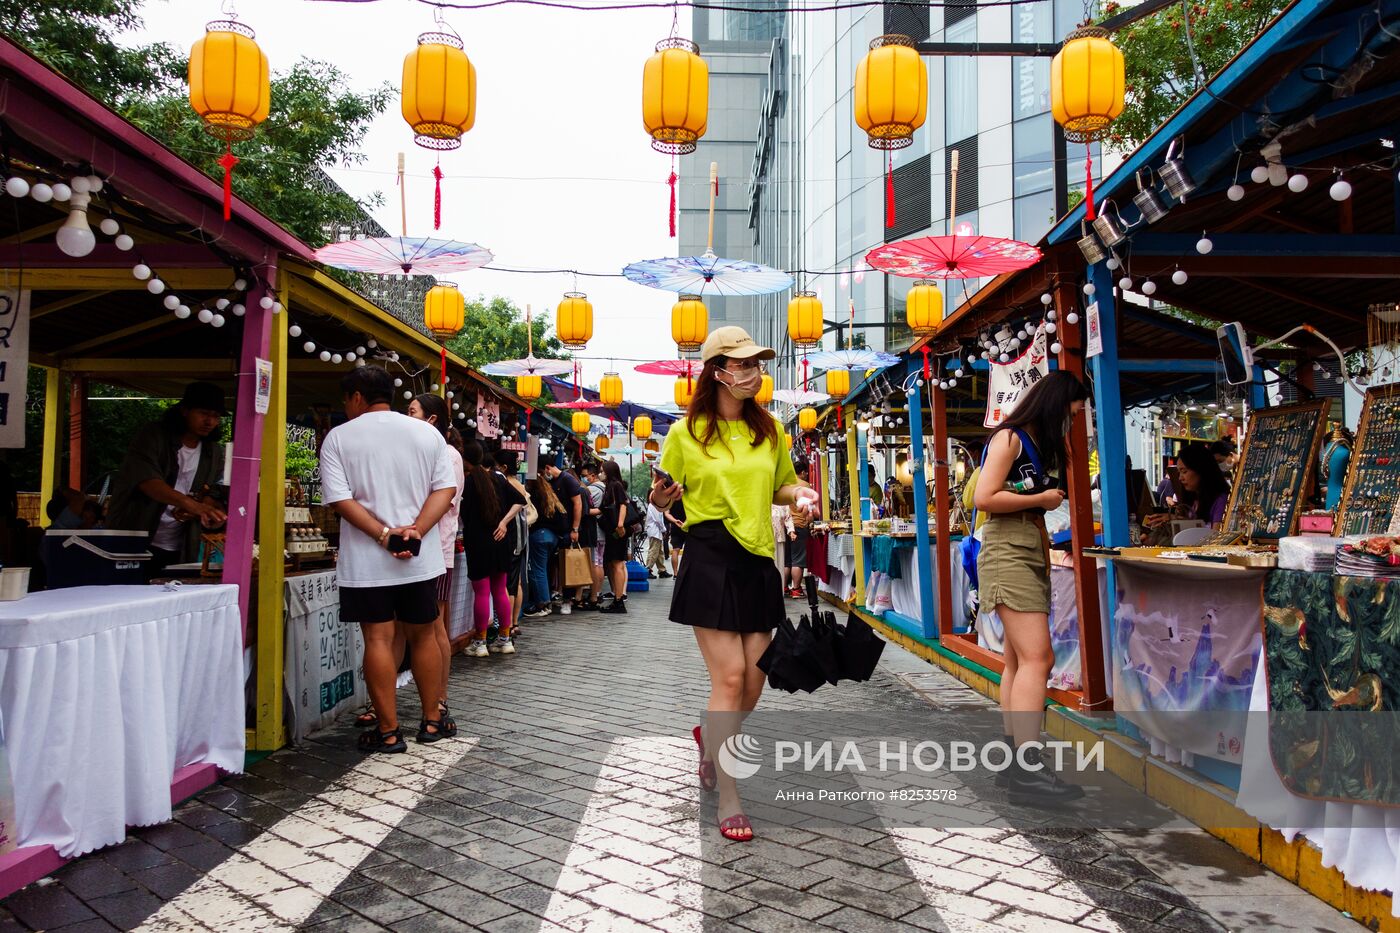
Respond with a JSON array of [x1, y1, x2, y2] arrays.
[[984, 328, 1049, 429]]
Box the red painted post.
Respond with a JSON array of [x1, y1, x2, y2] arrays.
[[67, 376, 84, 491], [932, 381, 955, 637]]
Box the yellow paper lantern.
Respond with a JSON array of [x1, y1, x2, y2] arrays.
[[785, 434, 793, 450], [799, 407, 818, 432], [645, 439, 660, 459], [188, 18, 270, 143], [572, 411, 591, 435], [516, 374, 542, 401], [402, 28, 477, 150], [826, 369, 850, 399], [788, 291, 823, 348], [423, 283, 465, 339], [756, 374, 774, 406], [642, 38, 708, 155], [557, 292, 593, 350], [674, 376, 694, 409], [595, 434, 610, 453], [905, 281, 943, 335], [671, 294, 708, 352], [1050, 26, 1124, 144], [633, 416, 653, 440], [853, 35, 926, 151], [599, 372, 624, 408]]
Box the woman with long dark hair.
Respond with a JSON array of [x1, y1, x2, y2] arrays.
[[650, 327, 817, 841], [597, 459, 633, 614], [973, 371, 1089, 804], [457, 439, 526, 657], [406, 394, 464, 736]]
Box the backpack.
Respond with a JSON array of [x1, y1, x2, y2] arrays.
[[961, 428, 1042, 592], [624, 496, 646, 535]]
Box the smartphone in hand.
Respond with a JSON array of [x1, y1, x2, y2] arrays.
[[386, 534, 422, 556], [650, 465, 675, 488]]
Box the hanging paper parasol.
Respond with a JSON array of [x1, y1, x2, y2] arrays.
[[481, 356, 572, 377], [772, 388, 830, 406], [548, 398, 604, 409], [805, 348, 899, 370], [314, 236, 494, 276], [607, 446, 646, 457], [623, 162, 793, 297], [865, 151, 1039, 280], [634, 359, 701, 377]]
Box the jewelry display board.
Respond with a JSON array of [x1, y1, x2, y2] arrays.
[[1223, 401, 1329, 540], [1337, 384, 1400, 536]]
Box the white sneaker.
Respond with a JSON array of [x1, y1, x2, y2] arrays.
[[465, 639, 489, 658], [490, 637, 516, 655]]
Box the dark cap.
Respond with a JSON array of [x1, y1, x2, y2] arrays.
[[180, 381, 228, 415]]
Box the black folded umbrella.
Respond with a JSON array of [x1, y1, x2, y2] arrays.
[[759, 615, 827, 693], [836, 611, 885, 682], [808, 609, 841, 688]]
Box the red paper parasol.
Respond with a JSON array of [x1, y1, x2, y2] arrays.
[[865, 235, 1041, 280], [634, 359, 701, 377], [549, 399, 604, 409]]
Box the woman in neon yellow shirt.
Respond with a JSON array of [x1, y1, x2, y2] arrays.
[[652, 326, 817, 843]]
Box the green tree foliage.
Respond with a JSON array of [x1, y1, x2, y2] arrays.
[[0, 0, 392, 247], [446, 296, 568, 404], [1106, 0, 1287, 151]]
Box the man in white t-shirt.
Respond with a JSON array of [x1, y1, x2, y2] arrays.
[[320, 367, 458, 753]]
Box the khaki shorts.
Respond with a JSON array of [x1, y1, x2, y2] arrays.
[[977, 512, 1051, 614]]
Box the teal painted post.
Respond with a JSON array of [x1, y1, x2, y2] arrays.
[[1088, 263, 1129, 546], [858, 424, 872, 521], [905, 368, 937, 638]]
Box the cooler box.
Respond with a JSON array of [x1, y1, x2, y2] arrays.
[[40, 529, 152, 589], [626, 559, 649, 593]]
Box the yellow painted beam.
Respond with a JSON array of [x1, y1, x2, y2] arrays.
[[61, 358, 237, 375], [38, 368, 60, 528], [31, 290, 111, 320], [0, 269, 231, 291], [254, 291, 289, 752], [64, 316, 170, 356], [846, 407, 865, 605], [818, 433, 830, 522]]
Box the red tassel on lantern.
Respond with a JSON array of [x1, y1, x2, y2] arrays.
[[921, 346, 931, 381], [837, 405, 843, 430], [802, 356, 809, 391], [440, 346, 448, 389], [667, 169, 678, 238], [1083, 144, 1096, 222], [433, 162, 444, 230], [219, 144, 238, 221], [885, 151, 896, 228]]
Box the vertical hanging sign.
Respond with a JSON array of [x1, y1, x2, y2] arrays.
[[1085, 301, 1104, 358], [984, 327, 1049, 429], [475, 392, 501, 439], [0, 291, 31, 449]]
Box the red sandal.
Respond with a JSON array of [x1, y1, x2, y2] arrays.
[[718, 813, 753, 842], [693, 725, 717, 792]]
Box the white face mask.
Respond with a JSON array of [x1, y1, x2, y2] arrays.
[[718, 367, 762, 400]]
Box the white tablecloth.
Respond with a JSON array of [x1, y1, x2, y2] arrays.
[[0, 585, 245, 857], [1237, 647, 1400, 918]]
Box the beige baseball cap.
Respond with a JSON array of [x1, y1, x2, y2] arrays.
[[700, 325, 777, 363]]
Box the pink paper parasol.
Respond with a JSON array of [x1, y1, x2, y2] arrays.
[[313, 237, 494, 276], [549, 399, 604, 409], [634, 359, 702, 377], [865, 235, 1041, 280]]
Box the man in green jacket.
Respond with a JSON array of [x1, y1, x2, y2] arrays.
[[107, 382, 228, 575]]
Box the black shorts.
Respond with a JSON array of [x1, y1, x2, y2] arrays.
[[341, 578, 441, 626]]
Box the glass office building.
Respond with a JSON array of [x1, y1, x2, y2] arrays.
[[688, 1, 1104, 384]]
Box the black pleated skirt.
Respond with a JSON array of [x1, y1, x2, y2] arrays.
[[669, 520, 784, 633]]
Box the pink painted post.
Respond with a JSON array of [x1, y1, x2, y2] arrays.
[[222, 268, 275, 642]]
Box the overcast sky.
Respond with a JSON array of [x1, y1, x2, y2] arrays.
[[132, 0, 689, 405]]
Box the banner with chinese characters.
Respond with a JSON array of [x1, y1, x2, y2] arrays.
[[0, 291, 31, 448], [984, 327, 1048, 429], [475, 392, 501, 439], [283, 571, 365, 742]]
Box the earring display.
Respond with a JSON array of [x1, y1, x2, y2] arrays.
[[1222, 401, 1329, 541], [1337, 386, 1400, 536]]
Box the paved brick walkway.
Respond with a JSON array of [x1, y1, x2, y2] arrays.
[[0, 579, 1362, 932]]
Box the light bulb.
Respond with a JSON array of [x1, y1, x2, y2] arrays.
[[999, 352, 1010, 362], [447, 391, 455, 399], [1046, 322, 1057, 333], [1046, 309, 1057, 321], [113, 234, 133, 251], [1172, 269, 1189, 285], [163, 295, 180, 310], [1017, 329, 1028, 340], [1010, 337, 1021, 348], [955, 368, 965, 378], [55, 193, 96, 258], [87, 176, 103, 192], [30, 183, 52, 203], [1067, 312, 1080, 324], [980, 350, 990, 360], [367, 339, 377, 349], [272, 302, 283, 314], [259, 296, 274, 310], [1196, 236, 1214, 255], [1250, 165, 1269, 184], [332, 354, 343, 364], [304, 342, 316, 353], [234, 278, 248, 291], [215, 298, 229, 310], [939, 381, 948, 390], [50, 183, 70, 201], [173, 305, 191, 320], [4, 177, 28, 198], [1050, 341, 1063, 354], [1106, 256, 1121, 270], [321, 351, 332, 362], [99, 218, 120, 236], [211, 314, 225, 328], [288, 325, 302, 337], [132, 263, 151, 280], [1330, 178, 1352, 201], [404, 390, 413, 400], [146, 278, 165, 295], [967, 354, 977, 365], [432, 383, 441, 391], [1118, 276, 1133, 291], [1141, 279, 1157, 295], [356, 346, 366, 355], [1287, 173, 1308, 193], [452, 403, 460, 411], [70, 176, 90, 195], [394, 378, 403, 387], [197, 308, 213, 324], [948, 378, 958, 389], [1227, 184, 1245, 201], [345, 352, 356, 362], [1040, 293, 1052, 305], [231, 303, 245, 317]]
